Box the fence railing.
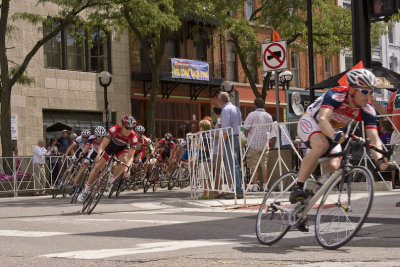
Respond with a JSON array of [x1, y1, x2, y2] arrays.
[[0, 156, 73, 196]]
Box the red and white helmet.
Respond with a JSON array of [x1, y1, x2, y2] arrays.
[[346, 69, 376, 89], [121, 115, 136, 128]]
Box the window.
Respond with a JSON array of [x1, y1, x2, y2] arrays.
[[90, 27, 109, 72], [390, 55, 398, 72], [388, 25, 394, 44], [168, 38, 179, 58], [43, 22, 110, 73], [345, 56, 353, 70], [195, 36, 207, 61], [290, 50, 299, 87], [43, 22, 62, 69], [246, 0, 254, 20], [325, 57, 332, 79], [227, 41, 236, 81], [66, 26, 85, 71]]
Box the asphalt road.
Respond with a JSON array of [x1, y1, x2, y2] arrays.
[[0, 189, 399, 266]]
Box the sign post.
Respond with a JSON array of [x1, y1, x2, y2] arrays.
[[262, 41, 287, 147]]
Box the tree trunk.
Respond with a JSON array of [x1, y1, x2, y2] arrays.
[[147, 67, 160, 138], [1, 84, 13, 174]]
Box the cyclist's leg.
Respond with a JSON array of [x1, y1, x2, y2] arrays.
[[112, 150, 132, 179], [87, 158, 106, 187], [73, 164, 87, 186]]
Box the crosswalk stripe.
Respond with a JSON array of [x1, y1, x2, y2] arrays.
[[41, 240, 233, 259], [0, 230, 71, 237]]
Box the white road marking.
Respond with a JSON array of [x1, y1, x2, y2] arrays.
[[41, 240, 233, 259], [77, 218, 186, 225], [0, 230, 71, 237]]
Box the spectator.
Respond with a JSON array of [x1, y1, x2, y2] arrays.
[[244, 98, 273, 192], [379, 119, 393, 149], [13, 146, 20, 171], [269, 115, 292, 150], [33, 139, 49, 195], [370, 93, 400, 205], [57, 130, 70, 155], [47, 137, 60, 185], [198, 120, 213, 195], [219, 92, 243, 199]]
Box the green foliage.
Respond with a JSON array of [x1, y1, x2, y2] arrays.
[[9, 66, 35, 86]]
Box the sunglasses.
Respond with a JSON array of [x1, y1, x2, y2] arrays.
[[355, 87, 373, 95], [124, 126, 133, 130]]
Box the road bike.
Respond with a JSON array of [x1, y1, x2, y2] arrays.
[[52, 157, 82, 199], [256, 127, 392, 249]]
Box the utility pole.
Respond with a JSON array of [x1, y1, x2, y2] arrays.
[[352, 0, 372, 68], [307, 0, 315, 102]]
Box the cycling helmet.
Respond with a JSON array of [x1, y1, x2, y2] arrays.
[[81, 129, 91, 137], [94, 126, 107, 137], [134, 125, 145, 133], [346, 69, 376, 89], [121, 115, 136, 128], [164, 133, 173, 141]]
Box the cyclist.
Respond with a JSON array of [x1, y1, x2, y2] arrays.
[[292, 69, 390, 211], [148, 133, 175, 180], [133, 125, 149, 163], [69, 126, 107, 195], [77, 115, 138, 202]]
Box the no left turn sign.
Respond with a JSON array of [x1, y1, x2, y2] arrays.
[[262, 41, 287, 72]]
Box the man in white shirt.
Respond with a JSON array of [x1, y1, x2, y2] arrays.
[[244, 98, 273, 192], [269, 115, 292, 150], [33, 139, 48, 195]]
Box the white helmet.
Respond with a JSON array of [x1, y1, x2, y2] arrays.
[[94, 126, 107, 137], [81, 129, 91, 137], [134, 125, 145, 133], [346, 69, 376, 89]]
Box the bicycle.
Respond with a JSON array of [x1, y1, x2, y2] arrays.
[[52, 157, 82, 199], [71, 159, 95, 203], [143, 159, 168, 193], [82, 155, 125, 214], [255, 127, 392, 250]]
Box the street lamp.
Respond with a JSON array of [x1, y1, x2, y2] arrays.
[[98, 71, 112, 129], [279, 70, 293, 90]]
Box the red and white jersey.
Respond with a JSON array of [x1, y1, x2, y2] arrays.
[[106, 124, 138, 148], [159, 138, 175, 151], [134, 135, 149, 160], [85, 135, 102, 152], [305, 86, 377, 130]]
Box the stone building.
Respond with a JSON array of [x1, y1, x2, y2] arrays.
[[4, 1, 131, 155]]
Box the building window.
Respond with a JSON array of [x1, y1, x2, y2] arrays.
[[43, 22, 110, 73], [227, 41, 236, 81], [345, 56, 353, 70], [390, 55, 398, 72], [325, 57, 332, 79], [246, 0, 254, 20], [388, 25, 394, 44], [168, 38, 179, 58], [90, 27, 109, 73], [195, 36, 207, 61], [290, 50, 299, 87], [43, 22, 62, 69], [66, 26, 85, 71]]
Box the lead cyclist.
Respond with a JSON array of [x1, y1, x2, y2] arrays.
[[292, 69, 390, 231]]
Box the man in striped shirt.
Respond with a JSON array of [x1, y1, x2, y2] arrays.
[[244, 98, 273, 192]]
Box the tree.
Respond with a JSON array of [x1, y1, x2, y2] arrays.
[[0, 0, 103, 160], [88, 0, 213, 137], [211, 0, 388, 101]]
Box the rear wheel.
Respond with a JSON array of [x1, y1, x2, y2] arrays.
[[86, 173, 109, 214], [315, 167, 374, 250], [256, 171, 298, 246]]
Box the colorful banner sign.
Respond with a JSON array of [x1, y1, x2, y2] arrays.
[[171, 58, 209, 81]]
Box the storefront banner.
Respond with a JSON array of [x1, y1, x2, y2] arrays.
[[171, 58, 209, 81]]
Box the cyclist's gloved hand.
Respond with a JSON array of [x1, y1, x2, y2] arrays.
[[376, 157, 390, 171], [332, 130, 346, 144]]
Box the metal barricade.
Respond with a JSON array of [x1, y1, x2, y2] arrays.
[[0, 156, 72, 196]]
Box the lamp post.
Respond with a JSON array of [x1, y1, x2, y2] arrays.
[[98, 71, 112, 129], [279, 70, 293, 90]]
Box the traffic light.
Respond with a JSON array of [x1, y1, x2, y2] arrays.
[[369, 0, 400, 18]]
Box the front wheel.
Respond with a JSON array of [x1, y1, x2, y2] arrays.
[[256, 171, 298, 246], [315, 166, 374, 250]]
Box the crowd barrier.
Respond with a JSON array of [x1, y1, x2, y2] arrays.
[[0, 156, 72, 196]]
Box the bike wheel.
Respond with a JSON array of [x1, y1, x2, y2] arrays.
[[108, 177, 121, 198], [256, 171, 298, 246], [115, 178, 125, 198], [87, 173, 109, 214], [315, 166, 374, 250], [71, 171, 87, 204]]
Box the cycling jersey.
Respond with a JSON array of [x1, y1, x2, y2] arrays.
[[84, 135, 102, 165], [134, 135, 149, 161], [106, 124, 138, 148], [305, 86, 377, 130], [74, 135, 89, 150], [158, 139, 175, 160]]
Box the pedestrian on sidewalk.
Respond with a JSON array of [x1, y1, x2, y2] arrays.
[[219, 92, 243, 199], [244, 98, 273, 192]]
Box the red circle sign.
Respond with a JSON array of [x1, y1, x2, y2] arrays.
[[263, 43, 286, 70]]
